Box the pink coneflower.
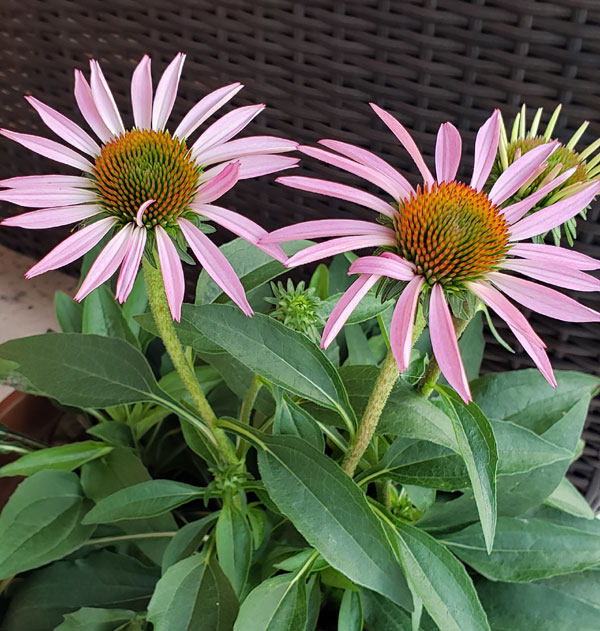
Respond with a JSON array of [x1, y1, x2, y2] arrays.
[[0, 53, 298, 320], [261, 105, 600, 402]]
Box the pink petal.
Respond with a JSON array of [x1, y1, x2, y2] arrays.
[[500, 258, 600, 292], [509, 182, 600, 241], [155, 225, 185, 321], [198, 155, 299, 183], [286, 235, 397, 268], [25, 217, 116, 278], [174, 82, 244, 140], [435, 122, 462, 183], [191, 203, 287, 264], [197, 135, 297, 166], [429, 283, 471, 403], [194, 161, 240, 204], [191, 105, 265, 159], [348, 254, 416, 281], [1, 204, 101, 229], [318, 139, 415, 197], [131, 55, 153, 130], [298, 145, 404, 201], [26, 96, 101, 156], [260, 219, 395, 244], [509, 242, 600, 271], [390, 275, 425, 370], [152, 53, 185, 131], [74, 224, 134, 301], [470, 110, 501, 191], [0, 187, 97, 208], [116, 226, 147, 303], [179, 218, 252, 316], [500, 167, 576, 224], [321, 274, 381, 348], [73, 70, 113, 144], [136, 199, 156, 227], [0, 174, 91, 189], [369, 103, 435, 187], [467, 280, 545, 346], [89, 60, 125, 136], [488, 142, 557, 205], [0, 129, 93, 173], [489, 272, 600, 322], [276, 176, 397, 217], [510, 327, 557, 388]]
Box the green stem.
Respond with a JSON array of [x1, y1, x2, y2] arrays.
[[80, 532, 177, 548], [240, 374, 263, 426], [143, 258, 239, 469]]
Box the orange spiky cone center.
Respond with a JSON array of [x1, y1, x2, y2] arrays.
[[393, 181, 510, 289], [93, 129, 201, 228]]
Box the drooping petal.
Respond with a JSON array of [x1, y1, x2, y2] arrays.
[[198, 155, 299, 183], [89, 60, 125, 136], [470, 110, 501, 191], [179, 218, 252, 316], [73, 70, 113, 143], [435, 122, 462, 183], [276, 176, 397, 217], [510, 327, 557, 388], [298, 145, 405, 201], [500, 167, 576, 224], [174, 82, 244, 140], [509, 181, 600, 241], [286, 235, 397, 268], [116, 226, 147, 303], [25, 96, 101, 156], [318, 139, 415, 197], [152, 53, 185, 131], [74, 224, 134, 301], [136, 199, 156, 227], [390, 275, 425, 371], [321, 274, 380, 348], [260, 219, 395, 244], [509, 242, 600, 271], [191, 203, 287, 263], [0, 129, 93, 173], [429, 283, 471, 403], [489, 272, 600, 322], [488, 142, 557, 205], [194, 161, 240, 204], [191, 104, 265, 159], [500, 258, 600, 292], [155, 225, 185, 321], [370, 103, 435, 187], [348, 254, 416, 281], [0, 174, 91, 189], [197, 135, 297, 166], [25, 217, 116, 278], [0, 187, 97, 208], [1, 204, 101, 229], [131, 55, 153, 130]]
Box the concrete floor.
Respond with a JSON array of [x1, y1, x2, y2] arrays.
[[0, 244, 77, 399]]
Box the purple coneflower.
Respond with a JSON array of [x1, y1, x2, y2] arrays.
[[0, 53, 298, 319], [261, 105, 600, 402]]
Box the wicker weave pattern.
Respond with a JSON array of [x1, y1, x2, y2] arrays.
[[0, 0, 599, 505]]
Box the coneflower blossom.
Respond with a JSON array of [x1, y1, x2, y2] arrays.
[[261, 105, 600, 402], [0, 53, 298, 319]]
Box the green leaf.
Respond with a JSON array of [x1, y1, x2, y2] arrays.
[[392, 521, 491, 631], [444, 516, 600, 582], [0, 441, 112, 477], [545, 477, 594, 520], [338, 589, 363, 631], [437, 387, 497, 553], [308, 263, 329, 299], [54, 291, 83, 333], [0, 549, 159, 631], [53, 607, 137, 630], [344, 324, 378, 365], [120, 272, 148, 338], [255, 432, 410, 608], [273, 390, 325, 452], [82, 480, 204, 524], [147, 552, 238, 631], [233, 573, 307, 631], [359, 589, 413, 631], [82, 285, 138, 347], [87, 422, 134, 449], [0, 470, 94, 579], [320, 291, 393, 325], [162, 515, 218, 573], [186, 305, 355, 428], [159, 365, 221, 402]]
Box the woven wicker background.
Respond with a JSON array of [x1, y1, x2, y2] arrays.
[[0, 0, 599, 506]]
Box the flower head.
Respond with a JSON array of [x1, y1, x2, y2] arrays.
[[266, 279, 324, 342], [260, 105, 600, 402], [1, 54, 298, 319]]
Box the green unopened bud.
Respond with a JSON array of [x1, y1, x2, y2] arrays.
[[266, 280, 325, 342]]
